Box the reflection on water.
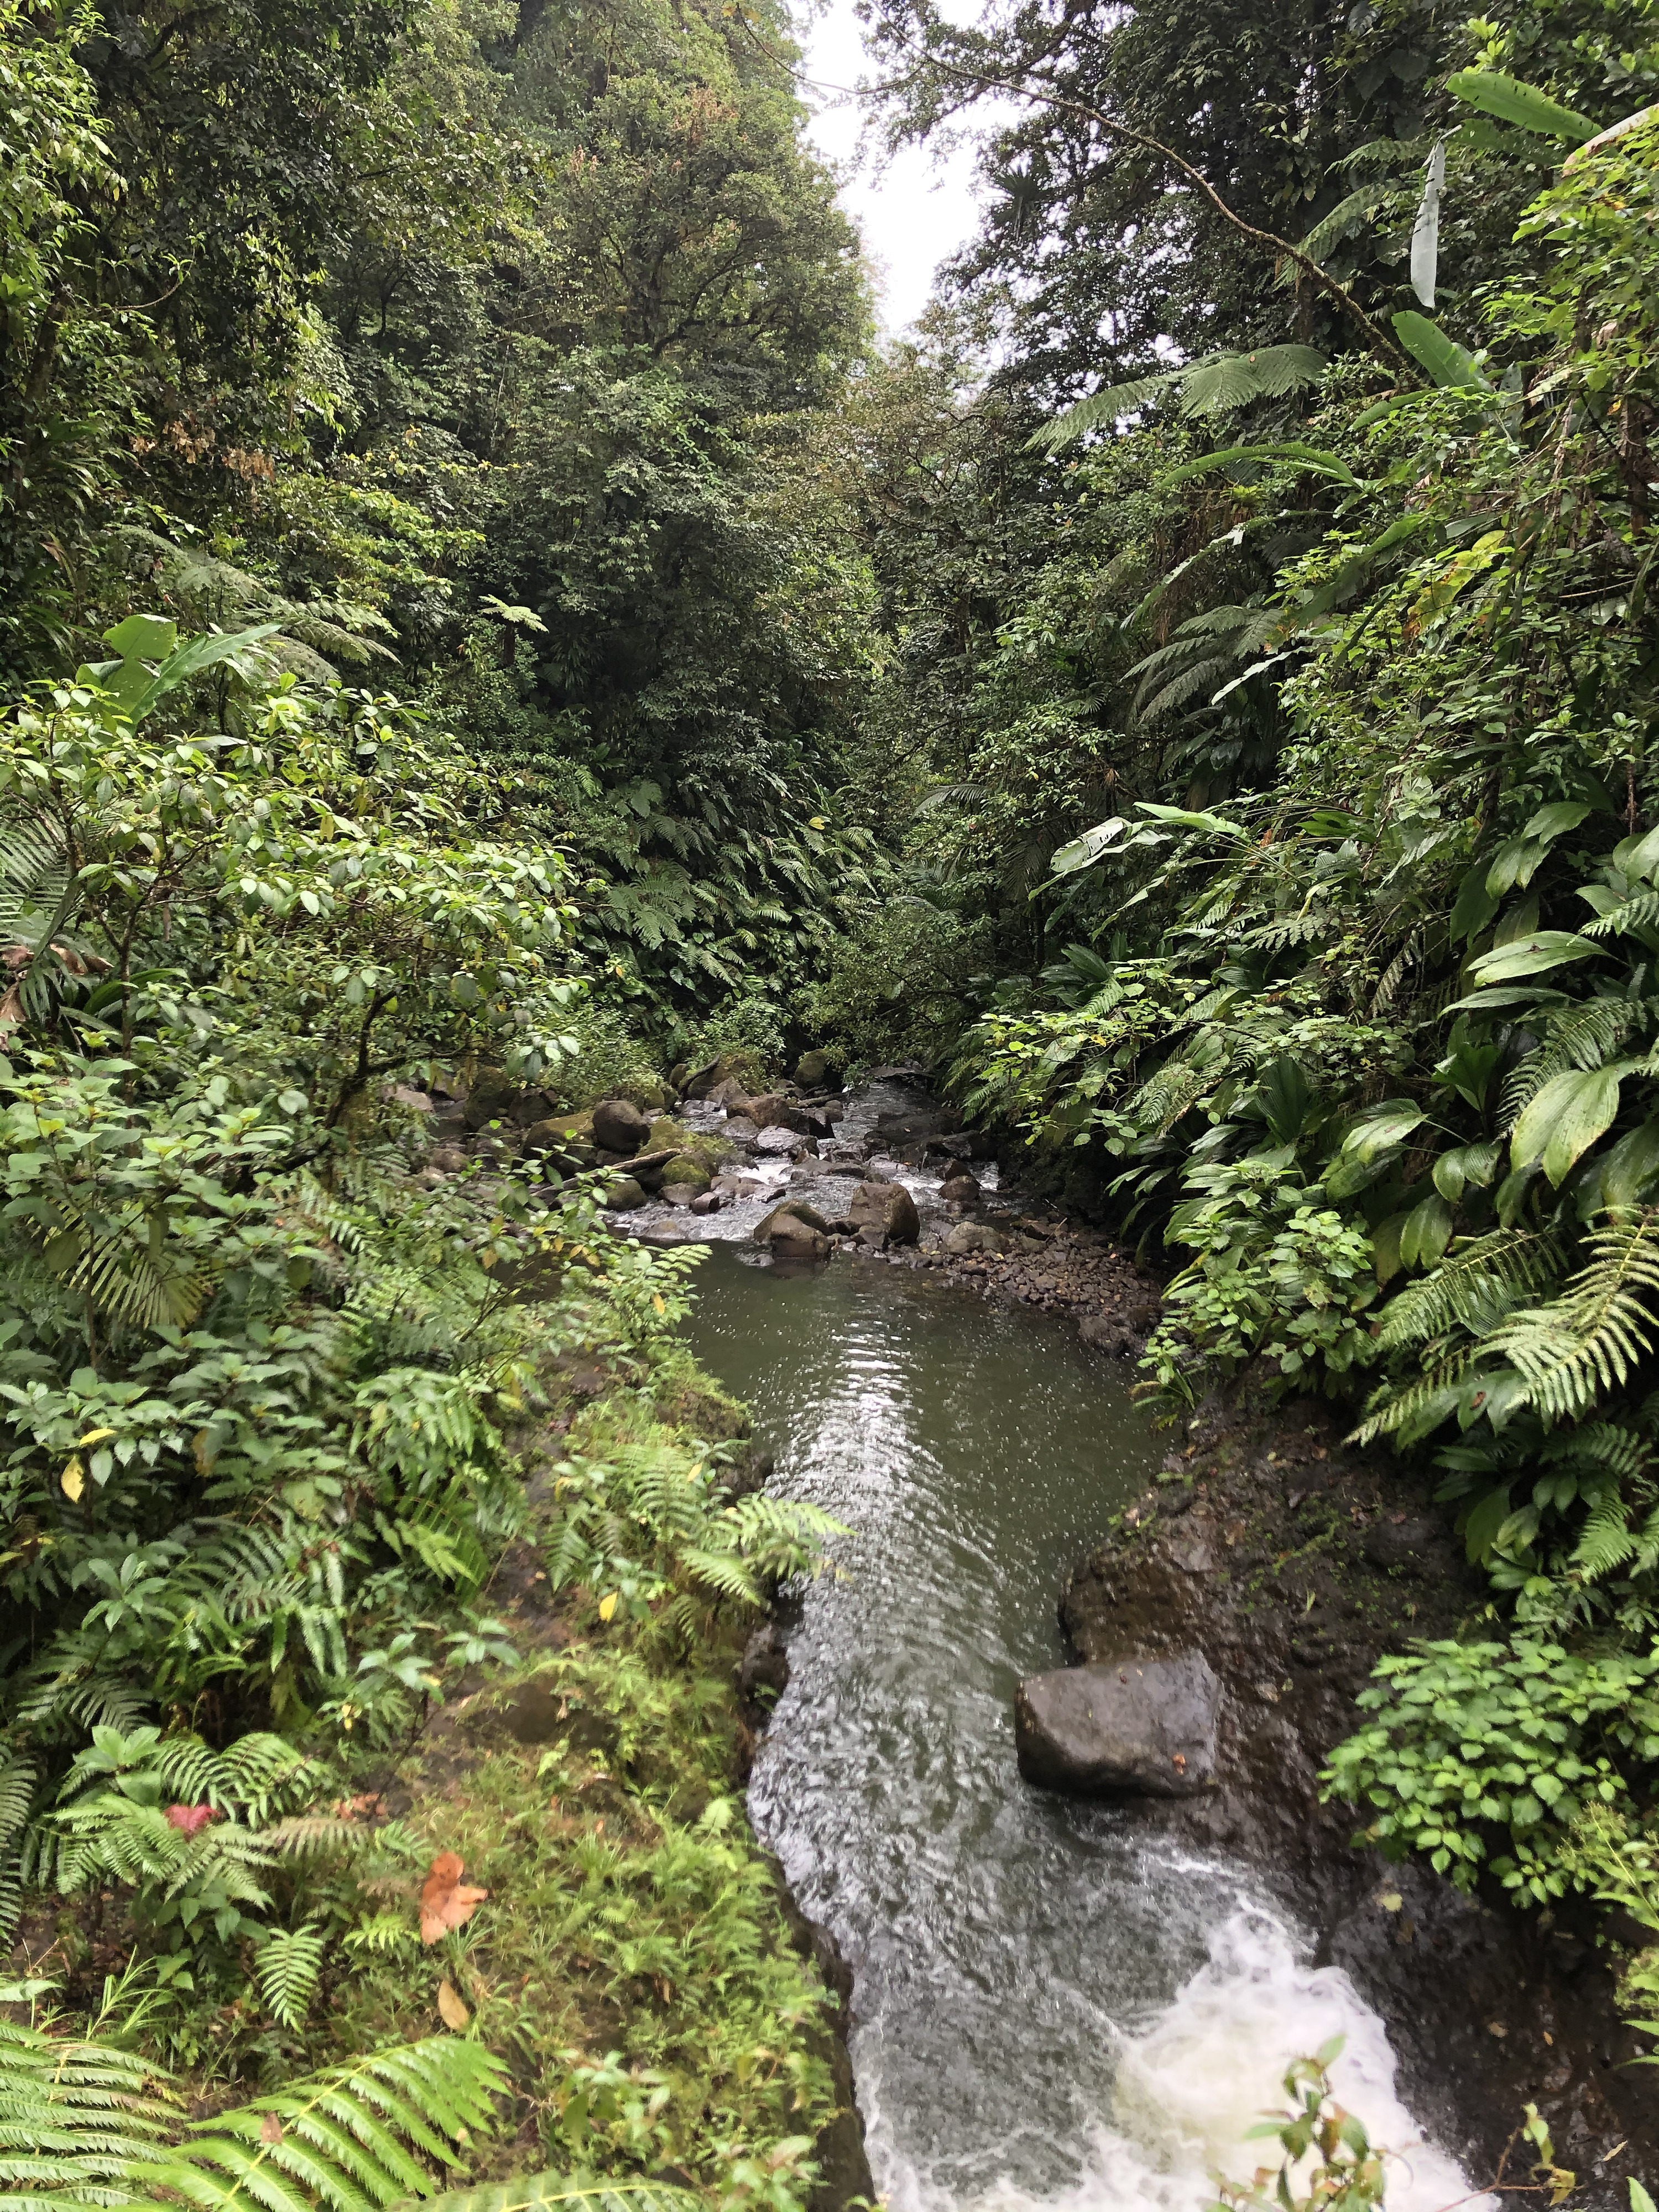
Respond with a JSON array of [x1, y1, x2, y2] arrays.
[[682, 1242, 1485, 2212]]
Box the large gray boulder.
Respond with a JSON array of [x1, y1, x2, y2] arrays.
[[849, 1180, 920, 1248], [591, 1095, 651, 1154], [1014, 1655, 1220, 1797]]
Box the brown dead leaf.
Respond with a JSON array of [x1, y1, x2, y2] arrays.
[[259, 2115, 284, 2145], [437, 1977, 470, 2031], [420, 1850, 488, 1944]]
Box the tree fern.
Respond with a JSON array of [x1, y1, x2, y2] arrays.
[[1374, 1226, 1564, 1351], [1485, 1211, 1659, 1420], [140, 2038, 507, 2212], [0, 2017, 180, 2211], [251, 1924, 326, 2030]]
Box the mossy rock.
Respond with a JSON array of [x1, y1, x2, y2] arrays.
[[659, 1154, 711, 1195]]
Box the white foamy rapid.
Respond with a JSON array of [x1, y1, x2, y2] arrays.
[[859, 1903, 1489, 2212]]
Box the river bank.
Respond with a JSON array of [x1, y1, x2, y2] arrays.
[[601, 1065, 1659, 2204]]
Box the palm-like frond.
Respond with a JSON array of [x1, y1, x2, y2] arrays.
[[0, 2017, 180, 2209], [1374, 1227, 1565, 1351], [1484, 1211, 1659, 1420]]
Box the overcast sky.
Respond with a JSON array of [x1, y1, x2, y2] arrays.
[[792, 0, 993, 335]]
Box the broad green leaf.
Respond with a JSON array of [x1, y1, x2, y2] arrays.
[[1399, 1192, 1454, 1269], [1445, 69, 1597, 143], [1257, 1056, 1312, 1144], [1521, 800, 1594, 842], [1511, 1065, 1624, 1184], [1449, 859, 1501, 942], [1630, 2179, 1657, 2212], [1392, 311, 1492, 393], [128, 624, 284, 723], [1588, 1118, 1659, 1214], [1342, 1102, 1426, 1162], [1465, 931, 1603, 984], [103, 612, 179, 661]]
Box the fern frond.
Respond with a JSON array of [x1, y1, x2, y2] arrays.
[[1374, 1227, 1565, 1350], [252, 1924, 326, 2030], [1572, 1489, 1637, 1582], [1484, 1211, 1659, 1421], [138, 2037, 508, 2211], [0, 2018, 180, 2203], [417, 2179, 704, 2212]]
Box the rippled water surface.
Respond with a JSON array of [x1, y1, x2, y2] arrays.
[[682, 1240, 1484, 2212]]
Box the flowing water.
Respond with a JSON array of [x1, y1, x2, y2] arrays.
[[681, 1239, 1490, 2212]]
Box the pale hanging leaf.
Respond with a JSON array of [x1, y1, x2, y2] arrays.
[[1050, 819, 1130, 876], [1409, 140, 1446, 307], [436, 1979, 470, 2032]]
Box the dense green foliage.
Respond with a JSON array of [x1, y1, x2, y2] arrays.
[[0, 0, 864, 2193], [813, 0, 1659, 1977], [23, 0, 1659, 2179]]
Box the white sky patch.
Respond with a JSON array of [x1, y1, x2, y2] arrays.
[[792, 0, 999, 335]]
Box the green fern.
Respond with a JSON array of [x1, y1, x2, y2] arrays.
[[1374, 1226, 1564, 1351], [0, 2017, 180, 2211], [139, 2038, 506, 2212], [1485, 1211, 1659, 1421], [251, 1924, 327, 2030], [416, 2182, 702, 2212]]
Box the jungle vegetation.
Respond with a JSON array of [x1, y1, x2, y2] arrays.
[[8, 0, 1659, 2193]]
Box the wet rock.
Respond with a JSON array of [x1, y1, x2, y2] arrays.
[[657, 1154, 712, 1196], [795, 1048, 839, 1088], [1079, 1313, 1136, 1354], [739, 1621, 790, 1702], [690, 1190, 723, 1215], [723, 1117, 762, 1145], [1014, 1655, 1220, 1798], [767, 1214, 831, 1261], [756, 1201, 831, 1238], [744, 1093, 806, 1132], [757, 1126, 806, 1157], [662, 1182, 706, 1208], [942, 1221, 1002, 1256], [592, 1095, 651, 1154], [722, 1442, 775, 1500], [603, 1175, 649, 1211], [521, 1116, 596, 1168], [464, 1070, 548, 1131], [849, 1180, 920, 1248], [939, 1172, 982, 1204], [682, 1052, 754, 1100], [429, 1143, 468, 1172]]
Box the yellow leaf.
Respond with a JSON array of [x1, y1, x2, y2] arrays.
[[597, 1592, 619, 1623], [77, 1427, 116, 1447], [652, 1294, 665, 1315], [437, 1978, 470, 2031], [60, 1458, 85, 1503]]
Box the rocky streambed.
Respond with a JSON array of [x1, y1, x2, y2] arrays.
[[426, 1058, 1659, 2205]]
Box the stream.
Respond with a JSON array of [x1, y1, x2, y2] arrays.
[[681, 1235, 1493, 2212]]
